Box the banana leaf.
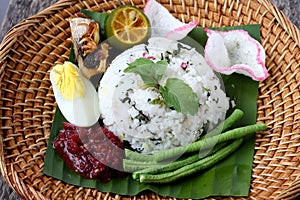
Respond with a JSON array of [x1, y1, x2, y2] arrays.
[[44, 23, 261, 199]]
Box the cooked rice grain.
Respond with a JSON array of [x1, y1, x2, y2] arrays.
[[98, 37, 229, 153]]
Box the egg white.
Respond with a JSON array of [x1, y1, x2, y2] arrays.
[[50, 63, 100, 127]]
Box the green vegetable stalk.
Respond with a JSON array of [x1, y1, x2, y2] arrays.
[[124, 108, 248, 162], [152, 123, 267, 162], [124, 122, 267, 177], [138, 138, 244, 184], [123, 108, 268, 185], [129, 141, 228, 179]]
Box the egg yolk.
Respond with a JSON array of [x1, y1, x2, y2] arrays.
[[52, 61, 85, 100]]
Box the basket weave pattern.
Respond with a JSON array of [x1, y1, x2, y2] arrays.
[[0, 0, 299, 199]]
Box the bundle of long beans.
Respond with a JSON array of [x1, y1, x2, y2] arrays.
[[123, 109, 267, 184]]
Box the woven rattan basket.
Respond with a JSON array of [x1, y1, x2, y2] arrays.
[[0, 0, 299, 199]]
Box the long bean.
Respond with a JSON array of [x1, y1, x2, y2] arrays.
[[124, 108, 245, 162], [125, 123, 266, 163], [123, 159, 161, 172], [204, 108, 244, 137], [132, 141, 228, 179], [124, 149, 155, 162], [139, 138, 243, 184], [197, 141, 228, 159], [132, 154, 198, 180], [152, 123, 267, 162]]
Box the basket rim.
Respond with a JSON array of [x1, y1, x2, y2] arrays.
[[0, 0, 299, 52], [0, 0, 299, 199]]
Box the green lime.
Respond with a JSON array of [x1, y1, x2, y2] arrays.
[[105, 5, 150, 49]]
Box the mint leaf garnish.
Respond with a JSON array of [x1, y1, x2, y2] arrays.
[[160, 78, 199, 115], [125, 58, 199, 115], [124, 58, 168, 87]]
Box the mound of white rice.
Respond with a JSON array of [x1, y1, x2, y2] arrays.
[[98, 37, 229, 153]]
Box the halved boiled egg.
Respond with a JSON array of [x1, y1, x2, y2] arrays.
[[50, 61, 100, 127]]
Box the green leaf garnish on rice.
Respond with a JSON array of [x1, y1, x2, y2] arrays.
[[159, 78, 199, 115], [124, 58, 199, 115], [124, 58, 167, 88]]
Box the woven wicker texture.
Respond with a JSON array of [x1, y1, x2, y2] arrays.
[[0, 0, 299, 199]]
